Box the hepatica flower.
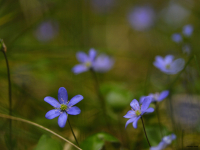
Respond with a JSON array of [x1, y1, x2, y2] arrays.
[[128, 6, 155, 31], [44, 87, 83, 128], [153, 55, 185, 74], [140, 90, 169, 103], [72, 48, 114, 74], [150, 134, 176, 150], [182, 24, 193, 37], [124, 96, 154, 128]]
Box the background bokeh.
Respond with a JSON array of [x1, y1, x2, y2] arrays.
[[0, 0, 200, 149]]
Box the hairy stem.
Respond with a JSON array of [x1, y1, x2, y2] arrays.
[[68, 118, 79, 147], [141, 117, 151, 147]]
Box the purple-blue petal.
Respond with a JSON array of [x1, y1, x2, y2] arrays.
[[132, 116, 141, 128], [172, 33, 182, 43], [141, 96, 152, 112], [139, 96, 146, 104], [164, 55, 174, 64], [67, 106, 81, 115], [89, 48, 97, 61], [144, 108, 154, 114], [72, 64, 89, 74], [44, 96, 60, 108], [58, 87, 68, 104], [182, 24, 193, 37], [170, 58, 185, 74], [130, 99, 140, 110], [68, 95, 83, 107], [45, 109, 61, 119], [93, 54, 114, 72], [125, 117, 137, 128], [150, 141, 166, 150], [76, 52, 89, 63], [123, 110, 136, 118], [58, 112, 68, 128], [157, 90, 169, 101]]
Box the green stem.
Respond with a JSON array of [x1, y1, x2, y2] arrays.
[[141, 117, 151, 147], [155, 102, 163, 138], [1, 39, 12, 150], [68, 118, 79, 147], [90, 69, 110, 129], [0, 114, 82, 150]]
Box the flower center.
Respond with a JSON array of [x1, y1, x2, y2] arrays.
[[60, 104, 67, 111], [165, 64, 170, 69], [85, 61, 91, 67], [135, 110, 141, 116]]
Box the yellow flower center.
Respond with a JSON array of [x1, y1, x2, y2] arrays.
[[165, 64, 170, 69], [85, 61, 91, 67], [135, 110, 141, 116], [60, 104, 67, 111]]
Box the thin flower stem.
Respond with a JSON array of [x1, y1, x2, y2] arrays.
[[1, 40, 12, 150], [155, 102, 163, 138], [0, 113, 82, 150], [141, 116, 151, 147], [194, 55, 200, 76], [90, 69, 110, 129], [67, 118, 79, 147]]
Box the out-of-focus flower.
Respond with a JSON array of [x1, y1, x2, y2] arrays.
[[182, 44, 191, 55], [153, 55, 185, 74], [124, 96, 154, 128], [91, 0, 115, 13], [171, 33, 182, 43], [150, 134, 176, 150], [35, 20, 59, 42], [72, 48, 114, 74], [44, 87, 83, 128], [183, 24, 193, 37], [140, 90, 169, 104], [128, 6, 155, 31]]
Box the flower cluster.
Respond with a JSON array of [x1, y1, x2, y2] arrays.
[[44, 87, 83, 128], [72, 48, 114, 74], [124, 96, 154, 128], [153, 55, 185, 74]]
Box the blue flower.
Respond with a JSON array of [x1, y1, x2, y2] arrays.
[[140, 90, 169, 103], [150, 134, 176, 150], [171, 33, 182, 43], [153, 55, 185, 74], [128, 6, 155, 31], [182, 24, 193, 37], [44, 87, 83, 128], [124, 96, 154, 129], [72, 48, 114, 74]]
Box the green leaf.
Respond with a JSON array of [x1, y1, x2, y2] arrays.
[[80, 132, 119, 150], [34, 134, 62, 150], [100, 83, 133, 112]]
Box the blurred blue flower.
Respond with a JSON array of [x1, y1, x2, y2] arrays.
[[140, 90, 169, 103], [44, 87, 83, 128], [35, 20, 59, 42], [153, 55, 185, 74], [124, 96, 154, 128], [182, 44, 191, 55], [72, 48, 114, 74], [150, 134, 176, 150], [128, 6, 155, 31], [183, 24, 193, 37], [171, 33, 182, 43]]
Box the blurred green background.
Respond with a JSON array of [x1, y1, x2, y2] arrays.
[[1, 0, 200, 149]]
